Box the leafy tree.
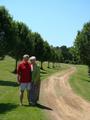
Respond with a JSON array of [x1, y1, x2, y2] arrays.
[[10, 22, 33, 72], [69, 46, 81, 64], [60, 46, 67, 62], [50, 46, 56, 68], [33, 32, 45, 69], [54, 46, 63, 63], [74, 22, 90, 75], [43, 41, 51, 68], [0, 6, 14, 59], [60, 45, 72, 63]]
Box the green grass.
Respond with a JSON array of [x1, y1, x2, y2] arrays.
[[0, 56, 69, 120], [69, 65, 90, 101], [40, 62, 70, 80]]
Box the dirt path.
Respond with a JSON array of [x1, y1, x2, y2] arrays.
[[40, 67, 90, 120]]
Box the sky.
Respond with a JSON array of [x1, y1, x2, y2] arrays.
[[0, 0, 90, 47]]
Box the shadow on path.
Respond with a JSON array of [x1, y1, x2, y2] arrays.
[[35, 103, 53, 111], [23, 103, 53, 111]]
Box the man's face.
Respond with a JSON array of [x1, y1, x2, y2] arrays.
[[31, 59, 35, 64], [24, 57, 29, 61]]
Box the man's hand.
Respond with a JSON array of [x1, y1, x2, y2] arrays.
[[17, 75, 20, 85]]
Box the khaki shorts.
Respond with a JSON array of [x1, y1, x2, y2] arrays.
[[20, 83, 31, 91]]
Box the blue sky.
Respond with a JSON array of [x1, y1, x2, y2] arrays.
[[0, 0, 90, 47]]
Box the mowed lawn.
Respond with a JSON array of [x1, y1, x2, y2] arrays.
[[69, 65, 90, 101], [0, 56, 69, 120]]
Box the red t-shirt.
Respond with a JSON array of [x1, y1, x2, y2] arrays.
[[17, 61, 31, 83]]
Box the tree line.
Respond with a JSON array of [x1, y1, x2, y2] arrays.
[[0, 6, 90, 74]]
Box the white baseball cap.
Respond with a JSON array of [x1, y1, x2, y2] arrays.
[[23, 54, 29, 58]]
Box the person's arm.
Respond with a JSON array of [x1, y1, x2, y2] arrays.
[[30, 64, 32, 81], [36, 66, 40, 83]]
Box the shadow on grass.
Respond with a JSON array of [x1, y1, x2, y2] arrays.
[[35, 103, 53, 111], [40, 68, 47, 71], [40, 71, 47, 74], [0, 103, 18, 114], [0, 80, 18, 87], [81, 77, 90, 82], [85, 80, 90, 82], [48, 67, 53, 69]]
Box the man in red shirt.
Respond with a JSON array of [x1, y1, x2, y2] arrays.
[[17, 54, 31, 106]]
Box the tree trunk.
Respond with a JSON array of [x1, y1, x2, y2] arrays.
[[59, 63, 61, 67], [13, 59, 18, 73], [53, 62, 55, 68], [40, 61, 43, 70], [88, 65, 90, 76], [56, 63, 58, 67], [48, 61, 50, 68]]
